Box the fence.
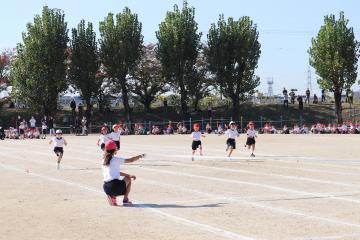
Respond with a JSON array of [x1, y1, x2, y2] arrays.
[[53, 115, 338, 135]]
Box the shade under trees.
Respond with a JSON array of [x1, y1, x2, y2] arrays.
[[156, 0, 201, 118], [207, 15, 261, 120], [99, 7, 143, 122], [130, 43, 168, 112], [308, 11, 359, 123], [10, 6, 69, 115], [69, 20, 100, 121]]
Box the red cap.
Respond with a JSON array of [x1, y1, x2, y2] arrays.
[[105, 140, 117, 151], [193, 123, 200, 129]]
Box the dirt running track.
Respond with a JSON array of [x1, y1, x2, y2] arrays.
[[1, 134, 360, 240]]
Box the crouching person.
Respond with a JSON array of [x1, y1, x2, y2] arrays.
[[102, 140, 145, 206]]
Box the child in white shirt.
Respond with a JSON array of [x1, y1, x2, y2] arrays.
[[49, 129, 67, 170], [191, 123, 205, 161], [225, 121, 239, 158], [246, 122, 258, 157]]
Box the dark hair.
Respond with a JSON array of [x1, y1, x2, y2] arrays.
[[103, 149, 116, 166]]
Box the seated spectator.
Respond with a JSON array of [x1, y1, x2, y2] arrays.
[[341, 123, 348, 134], [292, 124, 300, 134], [166, 124, 174, 134], [270, 125, 277, 134], [282, 125, 290, 134], [301, 124, 309, 134], [263, 123, 271, 134], [215, 123, 224, 134]]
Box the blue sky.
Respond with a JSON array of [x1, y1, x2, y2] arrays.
[[1, 0, 360, 95]]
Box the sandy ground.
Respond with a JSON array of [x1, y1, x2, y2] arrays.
[[1, 134, 360, 240]]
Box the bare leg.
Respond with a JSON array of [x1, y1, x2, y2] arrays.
[[199, 145, 203, 155], [227, 147, 233, 157], [123, 176, 132, 202]]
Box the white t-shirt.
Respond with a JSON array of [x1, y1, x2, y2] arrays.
[[29, 118, 36, 128], [191, 131, 201, 141], [99, 134, 111, 144], [53, 137, 65, 147], [110, 131, 121, 141], [102, 156, 125, 182], [225, 129, 239, 139], [247, 129, 257, 138]]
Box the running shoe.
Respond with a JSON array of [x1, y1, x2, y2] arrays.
[[107, 195, 118, 206], [123, 199, 133, 206]]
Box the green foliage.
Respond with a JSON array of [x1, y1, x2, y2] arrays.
[[308, 11, 360, 122], [207, 15, 261, 119], [187, 44, 214, 111], [10, 6, 69, 115], [130, 43, 168, 112], [99, 7, 143, 121], [69, 20, 100, 120], [156, 0, 201, 117]]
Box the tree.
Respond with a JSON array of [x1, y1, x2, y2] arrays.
[[130, 43, 168, 112], [99, 7, 143, 122], [69, 20, 100, 121], [187, 44, 214, 112], [156, 0, 201, 117], [0, 49, 14, 84], [308, 12, 359, 123], [10, 6, 69, 115], [207, 15, 261, 120]]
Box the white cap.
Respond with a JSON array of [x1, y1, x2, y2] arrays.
[[55, 129, 62, 134], [229, 121, 235, 125]]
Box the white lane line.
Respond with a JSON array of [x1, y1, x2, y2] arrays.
[[3, 151, 360, 202], [0, 162, 258, 240], [141, 179, 360, 229], [6, 142, 360, 174], [3, 145, 360, 205], [291, 233, 360, 240], [3, 153, 360, 231], [142, 157, 360, 189], [128, 165, 360, 205]]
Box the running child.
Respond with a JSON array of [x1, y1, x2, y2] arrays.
[[225, 121, 239, 159], [246, 121, 258, 157], [49, 129, 67, 170], [110, 124, 121, 150], [97, 127, 111, 151], [191, 123, 205, 161], [102, 140, 145, 206]]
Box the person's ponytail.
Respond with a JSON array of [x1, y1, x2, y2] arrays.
[[103, 149, 115, 166]]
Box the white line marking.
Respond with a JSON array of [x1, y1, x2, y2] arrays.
[[3, 146, 360, 205], [0, 162, 258, 240], [3, 152, 360, 231]]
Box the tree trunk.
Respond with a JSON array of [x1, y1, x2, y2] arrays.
[[334, 90, 343, 123], [231, 96, 240, 121], [144, 99, 151, 113], [120, 78, 132, 122], [179, 82, 188, 118], [85, 99, 92, 124]]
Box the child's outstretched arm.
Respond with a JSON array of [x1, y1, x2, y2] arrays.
[[49, 139, 53, 144], [64, 139, 68, 146], [125, 154, 145, 163], [97, 139, 100, 146]]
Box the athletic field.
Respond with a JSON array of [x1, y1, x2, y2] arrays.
[[1, 134, 360, 240]]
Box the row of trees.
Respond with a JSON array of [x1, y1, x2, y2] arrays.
[[7, 2, 360, 123], [9, 2, 261, 122]]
